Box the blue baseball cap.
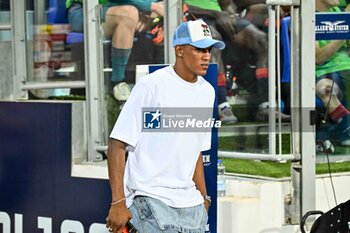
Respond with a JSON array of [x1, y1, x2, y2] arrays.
[[172, 19, 225, 50]]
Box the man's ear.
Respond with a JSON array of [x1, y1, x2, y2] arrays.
[[175, 46, 184, 57]]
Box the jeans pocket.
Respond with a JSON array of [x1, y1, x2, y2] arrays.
[[132, 196, 169, 232], [200, 205, 209, 231], [132, 196, 206, 233], [134, 196, 153, 221]]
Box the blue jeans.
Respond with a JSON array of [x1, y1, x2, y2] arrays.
[[129, 196, 208, 233], [67, 3, 84, 32]]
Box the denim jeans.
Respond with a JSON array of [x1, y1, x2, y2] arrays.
[[67, 3, 84, 32], [129, 196, 208, 233]]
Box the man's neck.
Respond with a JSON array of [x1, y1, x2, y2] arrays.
[[173, 64, 198, 83]]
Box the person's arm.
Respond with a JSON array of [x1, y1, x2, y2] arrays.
[[316, 40, 345, 65], [218, 0, 237, 15], [192, 152, 210, 212], [106, 139, 132, 233]]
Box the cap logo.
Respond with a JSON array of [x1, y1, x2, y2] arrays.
[[201, 24, 211, 37], [189, 20, 212, 42], [172, 19, 225, 50]]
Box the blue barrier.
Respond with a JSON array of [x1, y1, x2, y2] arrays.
[[0, 102, 110, 232]]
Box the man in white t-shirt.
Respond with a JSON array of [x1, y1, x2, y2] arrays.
[[105, 19, 225, 233]]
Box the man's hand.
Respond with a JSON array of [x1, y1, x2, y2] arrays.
[[106, 202, 132, 233], [204, 199, 210, 213]]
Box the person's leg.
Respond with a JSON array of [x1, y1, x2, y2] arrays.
[[316, 73, 350, 145], [103, 5, 139, 83], [316, 77, 349, 123], [207, 22, 237, 123], [209, 26, 230, 105], [67, 3, 84, 33], [339, 70, 350, 112], [339, 71, 350, 144], [231, 19, 269, 109], [229, 18, 280, 122]]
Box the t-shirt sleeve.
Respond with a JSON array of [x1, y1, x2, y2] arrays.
[[109, 80, 155, 147]]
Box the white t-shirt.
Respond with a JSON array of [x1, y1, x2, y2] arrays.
[[109, 66, 215, 208]]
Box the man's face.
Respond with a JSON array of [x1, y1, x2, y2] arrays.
[[179, 45, 212, 77]]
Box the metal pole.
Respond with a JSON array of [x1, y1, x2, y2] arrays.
[[22, 81, 85, 90], [218, 150, 300, 161], [0, 24, 11, 30], [300, 0, 316, 219], [33, 0, 45, 25], [85, 0, 104, 161], [164, 0, 182, 64], [268, 6, 277, 156], [290, 5, 302, 224], [10, 0, 27, 100]]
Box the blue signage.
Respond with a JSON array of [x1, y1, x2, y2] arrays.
[[316, 12, 350, 40], [0, 102, 111, 233]]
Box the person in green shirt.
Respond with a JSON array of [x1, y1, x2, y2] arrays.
[[316, 0, 350, 145]]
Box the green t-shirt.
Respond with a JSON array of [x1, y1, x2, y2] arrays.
[[316, 7, 350, 77], [185, 0, 221, 12]]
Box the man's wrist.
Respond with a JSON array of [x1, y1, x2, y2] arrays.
[[203, 194, 211, 206], [111, 197, 126, 206]]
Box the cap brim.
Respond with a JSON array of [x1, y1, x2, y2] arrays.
[[190, 39, 225, 50]]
